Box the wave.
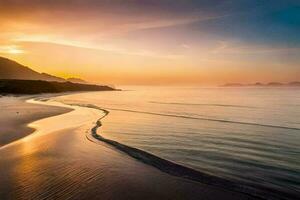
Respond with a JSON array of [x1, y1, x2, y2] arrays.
[[149, 101, 256, 108], [65, 103, 299, 200], [88, 106, 300, 131]]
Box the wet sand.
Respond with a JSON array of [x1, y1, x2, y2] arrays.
[[0, 97, 256, 200], [0, 96, 72, 147]]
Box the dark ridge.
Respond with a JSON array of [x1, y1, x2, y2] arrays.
[[288, 81, 300, 86], [222, 83, 245, 87], [0, 56, 65, 82], [0, 79, 115, 94], [66, 77, 87, 84], [221, 82, 300, 87], [267, 82, 284, 86], [0, 56, 89, 84]]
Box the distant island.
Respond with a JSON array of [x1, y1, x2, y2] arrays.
[[0, 56, 116, 94], [222, 82, 300, 87]]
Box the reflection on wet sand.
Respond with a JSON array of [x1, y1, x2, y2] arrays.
[[0, 99, 255, 200]]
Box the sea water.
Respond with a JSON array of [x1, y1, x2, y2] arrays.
[[54, 86, 300, 197]]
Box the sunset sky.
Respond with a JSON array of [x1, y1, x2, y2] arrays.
[[0, 0, 299, 85]]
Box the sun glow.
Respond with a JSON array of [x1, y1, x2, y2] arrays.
[[0, 1, 299, 85], [8, 48, 24, 54], [0, 45, 25, 55]]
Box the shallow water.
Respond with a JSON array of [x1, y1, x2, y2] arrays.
[[54, 87, 300, 197]]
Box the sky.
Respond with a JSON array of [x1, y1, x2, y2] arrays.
[[0, 0, 299, 85]]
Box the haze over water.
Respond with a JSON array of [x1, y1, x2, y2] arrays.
[[54, 87, 300, 197]]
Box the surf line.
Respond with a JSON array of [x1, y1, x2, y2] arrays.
[[57, 102, 300, 131], [98, 106, 300, 131], [62, 103, 295, 200]]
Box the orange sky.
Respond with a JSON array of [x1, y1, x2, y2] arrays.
[[0, 1, 299, 85]]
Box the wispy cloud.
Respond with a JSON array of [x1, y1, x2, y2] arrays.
[[211, 41, 300, 55], [118, 13, 229, 32], [14, 38, 183, 59]]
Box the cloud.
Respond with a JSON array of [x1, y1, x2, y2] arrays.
[[0, 0, 230, 50], [0, 0, 299, 85], [211, 41, 300, 55]]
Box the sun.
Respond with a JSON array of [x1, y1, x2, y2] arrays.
[[7, 47, 25, 54], [0, 45, 25, 54]]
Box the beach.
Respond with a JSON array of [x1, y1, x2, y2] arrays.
[[1, 1, 299, 199], [0, 96, 72, 147], [0, 95, 255, 200]]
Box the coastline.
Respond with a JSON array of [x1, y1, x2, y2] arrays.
[[0, 95, 73, 148], [0, 94, 256, 200], [66, 102, 299, 200]]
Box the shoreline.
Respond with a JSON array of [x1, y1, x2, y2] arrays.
[[2, 93, 295, 200], [0, 95, 73, 148], [65, 102, 298, 200], [0, 94, 256, 200]]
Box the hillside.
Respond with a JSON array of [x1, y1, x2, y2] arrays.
[[0, 56, 116, 94], [66, 77, 87, 84], [0, 57, 66, 82], [0, 79, 115, 94]]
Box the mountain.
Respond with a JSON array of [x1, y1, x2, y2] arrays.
[[0, 56, 89, 83], [253, 82, 263, 86], [222, 82, 300, 87], [288, 81, 300, 86], [0, 79, 115, 94], [0, 56, 65, 82], [267, 82, 284, 86], [66, 77, 87, 84], [222, 83, 244, 87]]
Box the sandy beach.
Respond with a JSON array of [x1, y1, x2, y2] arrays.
[[0, 95, 257, 200], [0, 96, 72, 147], [1, 1, 299, 198]]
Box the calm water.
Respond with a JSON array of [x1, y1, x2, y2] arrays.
[[55, 87, 300, 197]]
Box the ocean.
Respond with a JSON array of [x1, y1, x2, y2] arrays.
[[54, 86, 300, 198]]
